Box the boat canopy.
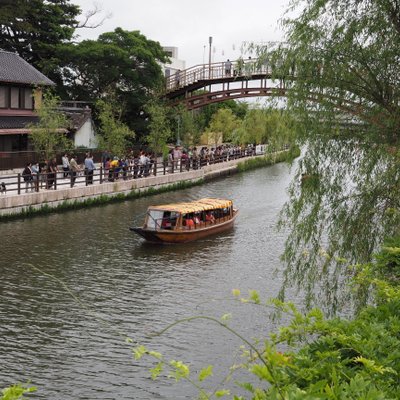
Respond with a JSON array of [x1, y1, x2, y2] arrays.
[[148, 198, 233, 214]]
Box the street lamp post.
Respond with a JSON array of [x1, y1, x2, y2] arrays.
[[176, 116, 181, 146], [208, 36, 213, 78]]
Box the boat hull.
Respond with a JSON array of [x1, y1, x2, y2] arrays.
[[131, 210, 238, 244]]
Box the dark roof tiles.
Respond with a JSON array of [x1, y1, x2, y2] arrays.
[[0, 50, 54, 86], [0, 116, 39, 129], [0, 109, 91, 131]]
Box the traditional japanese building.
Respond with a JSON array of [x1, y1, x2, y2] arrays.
[[0, 50, 54, 152], [0, 50, 97, 168]]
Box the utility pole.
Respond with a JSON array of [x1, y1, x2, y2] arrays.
[[208, 36, 213, 79], [176, 116, 181, 146]]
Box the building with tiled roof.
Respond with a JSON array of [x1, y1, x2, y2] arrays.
[[0, 51, 97, 159], [0, 50, 55, 86], [0, 50, 54, 152]]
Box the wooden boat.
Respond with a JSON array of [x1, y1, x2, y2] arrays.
[[130, 198, 238, 243]]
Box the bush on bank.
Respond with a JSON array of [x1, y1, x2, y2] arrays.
[[237, 146, 300, 173]]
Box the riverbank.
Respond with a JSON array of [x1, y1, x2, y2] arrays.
[[0, 149, 297, 220]]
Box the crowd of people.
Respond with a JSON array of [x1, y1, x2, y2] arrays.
[[101, 144, 254, 180], [16, 144, 256, 193], [21, 153, 96, 192]]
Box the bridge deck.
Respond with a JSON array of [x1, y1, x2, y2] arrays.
[[164, 58, 287, 109]]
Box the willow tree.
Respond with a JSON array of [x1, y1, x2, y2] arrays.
[[206, 108, 241, 145], [273, 0, 400, 310], [234, 108, 296, 148]]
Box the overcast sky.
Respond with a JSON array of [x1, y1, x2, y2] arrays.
[[73, 0, 291, 67]]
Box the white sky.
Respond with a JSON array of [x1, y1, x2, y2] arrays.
[[73, 0, 291, 67]]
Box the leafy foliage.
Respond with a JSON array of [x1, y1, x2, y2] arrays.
[[95, 98, 135, 156], [134, 239, 400, 399], [232, 108, 296, 147], [29, 91, 72, 160], [206, 108, 241, 144], [171, 105, 203, 147], [198, 101, 249, 132], [144, 100, 172, 156], [60, 27, 167, 134], [0, 0, 79, 81], [265, 0, 400, 307], [1, 384, 36, 400]]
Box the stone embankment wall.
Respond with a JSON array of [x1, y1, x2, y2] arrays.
[[0, 156, 248, 218]]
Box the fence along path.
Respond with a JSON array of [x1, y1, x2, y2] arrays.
[[0, 147, 261, 196]]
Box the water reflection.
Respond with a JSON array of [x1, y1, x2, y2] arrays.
[[0, 163, 293, 399]]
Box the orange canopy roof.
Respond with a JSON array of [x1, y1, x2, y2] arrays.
[[148, 198, 233, 214]]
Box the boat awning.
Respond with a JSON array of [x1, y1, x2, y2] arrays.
[[148, 198, 233, 214]]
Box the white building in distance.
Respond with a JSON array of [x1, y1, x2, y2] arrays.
[[161, 46, 186, 78]]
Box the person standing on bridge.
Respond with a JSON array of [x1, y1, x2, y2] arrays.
[[225, 59, 232, 76], [175, 69, 181, 87]]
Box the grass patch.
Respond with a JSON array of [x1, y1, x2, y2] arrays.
[[237, 146, 300, 172]]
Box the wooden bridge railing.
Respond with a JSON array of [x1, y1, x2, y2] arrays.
[[166, 58, 273, 93]]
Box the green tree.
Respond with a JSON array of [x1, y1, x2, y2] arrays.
[[61, 28, 168, 135], [145, 100, 172, 157], [29, 92, 72, 160], [207, 108, 241, 145], [241, 108, 267, 144], [95, 99, 135, 157], [230, 107, 295, 148], [270, 0, 400, 309], [0, 0, 80, 81], [197, 100, 248, 132], [170, 105, 202, 148]]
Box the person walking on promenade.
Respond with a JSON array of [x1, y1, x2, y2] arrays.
[[84, 153, 95, 185], [143, 153, 151, 177], [69, 154, 80, 186], [139, 151, 146, 177], [22, 162, 34, 192], [168, 148, 174, 173], [47, 157, 58, 190], [173, 145, 181, 171], [31, 162, 39, 192], [110, 157, 120, 181], [104, 157, 112, 181], [61, 153, 70, 178], [181, 150, 189, 171]]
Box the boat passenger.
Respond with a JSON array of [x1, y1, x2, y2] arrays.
[[161, 212, 172, 229], [186, 218, 194, 229], [205, 211, 215, 223]]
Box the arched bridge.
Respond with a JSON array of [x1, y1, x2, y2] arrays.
[[164, 58, 287, 110]]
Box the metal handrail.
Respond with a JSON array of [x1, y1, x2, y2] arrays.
[[166, 58, 273, 92], [0, 147, 276, 196]]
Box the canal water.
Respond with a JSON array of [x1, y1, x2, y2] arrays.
[[0, 163, 295, 399]]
